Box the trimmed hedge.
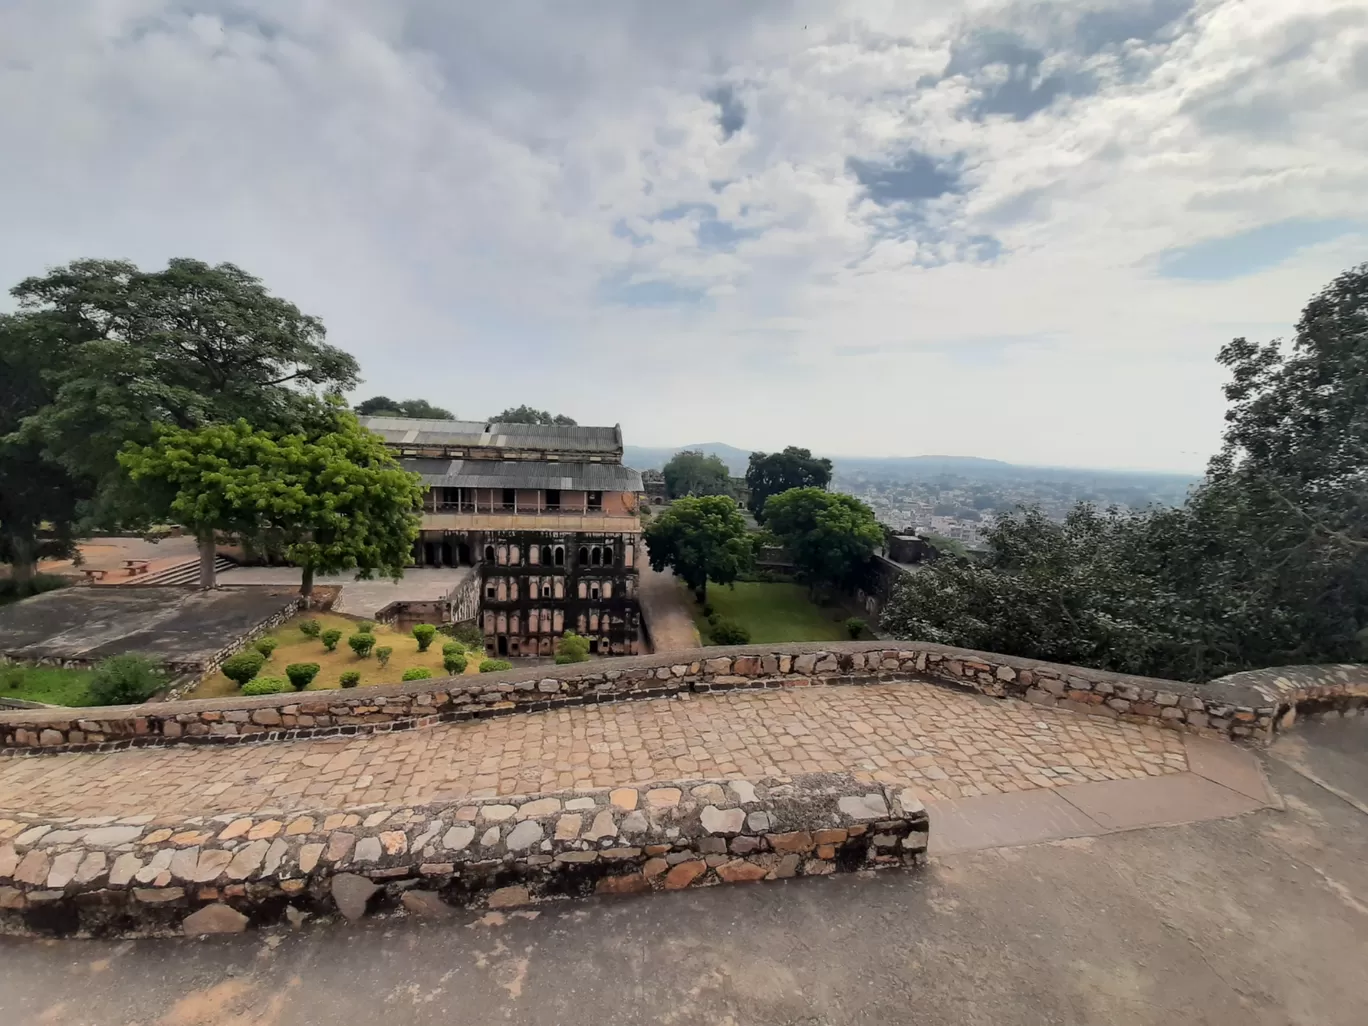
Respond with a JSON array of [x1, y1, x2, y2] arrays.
[[242, 676, 289, 696], [221, 650, 266, 685], [339, 671, 361, 688], [285, 662, 320, 691], [401, 666, 433, 681], [479, 659, 512, 673]]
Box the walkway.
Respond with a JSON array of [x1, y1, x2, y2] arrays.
[[637, 564, 700, 651], [0, 682, 1188, 818], [214, 565, 471, 618]]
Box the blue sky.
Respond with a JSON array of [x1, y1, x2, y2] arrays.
[[1, 0, 1366, 471]]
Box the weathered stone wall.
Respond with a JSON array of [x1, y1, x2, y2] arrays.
[[0, 772, 927, 937], [3, 642, 1363, 753]]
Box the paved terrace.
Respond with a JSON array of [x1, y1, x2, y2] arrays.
[[1, 683, 1190, 819]]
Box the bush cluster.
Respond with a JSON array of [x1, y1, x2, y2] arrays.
[[447, 623, 485, 649], [89, 654, 166, 706], [412, 623, 437, 651], [375, 646, 393, 668], [554, 630, 591, 665], [298, 619, 321, 638], [242, 676, 289, 696], [338, 670, 361, 688], [708, 618, 751, 645], [347, 632, 376, 657], [443, 652, 468, 675], [401, 666, 433, 681], [285, 662, 320, 690], [221, 649, 266, 685], [321, 628, 342, 652], [253, 637, 279, 658], [479, 659, 512, 673]]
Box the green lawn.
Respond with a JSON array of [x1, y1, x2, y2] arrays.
[[689, 581, 852, 644], [0, 665, 96, 707]]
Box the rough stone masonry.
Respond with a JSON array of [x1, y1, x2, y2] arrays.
[[0, 772, 929, 937]]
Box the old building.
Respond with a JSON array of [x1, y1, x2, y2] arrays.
[[360, 417, 644, 658]]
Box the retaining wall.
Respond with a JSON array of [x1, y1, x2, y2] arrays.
[[2, 642, 1365, 754], [0, 772, 927, 937]]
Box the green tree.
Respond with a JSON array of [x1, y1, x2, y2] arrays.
[[644, 495, 753, 601], [745, 447, 833, 522], [355, 397, 453, 419], [494, 406, 577, 426], [662, 450, 731, 498], [762, 488, 882, 594]]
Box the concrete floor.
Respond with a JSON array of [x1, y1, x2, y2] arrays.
[[1, 719, 1364, 1025], [215, 566, 472, 619]]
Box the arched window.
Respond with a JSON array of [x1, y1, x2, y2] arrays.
[[484, 545, 495, 562], [553, 546, 565, 567], [603, 547, 613, 566], [591, 546, 601, 566], [540, 545, 551, 565], [579, 546, 589, 565]]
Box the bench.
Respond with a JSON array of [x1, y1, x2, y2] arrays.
[[123, 559, 151, 576], [80, 568, 109, 583]]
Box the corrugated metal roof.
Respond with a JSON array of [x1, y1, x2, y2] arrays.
[[361, 417, 621, 453], [401, 459, 643, 492]]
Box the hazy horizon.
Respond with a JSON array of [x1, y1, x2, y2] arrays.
[[4, 1, 1365, 473]]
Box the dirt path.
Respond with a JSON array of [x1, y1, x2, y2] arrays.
[[638, 564, 700, 651]]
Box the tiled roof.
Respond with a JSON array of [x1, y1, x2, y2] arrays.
[[361, 417, 621, 454], [401, 459, 643, 492]]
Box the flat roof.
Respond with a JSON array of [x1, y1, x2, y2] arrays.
[[361, 417, 622, 454], [402, 458, 643, 492]]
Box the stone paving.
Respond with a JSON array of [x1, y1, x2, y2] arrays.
[[0, 683, 1189, 819]]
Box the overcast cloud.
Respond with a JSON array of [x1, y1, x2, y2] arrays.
[[2, 0, 1366, 471]]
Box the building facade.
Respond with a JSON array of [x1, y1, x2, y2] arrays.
[[361, 417, 644, 658]]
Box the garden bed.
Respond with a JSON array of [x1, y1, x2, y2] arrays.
[[687, 582, 859, 644]]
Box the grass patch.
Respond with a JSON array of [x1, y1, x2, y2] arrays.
[[185, 613, 481, 700], [0, 665, 96, 707], [688, 581, 852, 645]]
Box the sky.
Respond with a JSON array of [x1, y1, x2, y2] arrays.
[[2, 1, 1366, 472]]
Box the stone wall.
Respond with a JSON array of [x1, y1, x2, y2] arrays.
[[0, 772, 928, 937], [3, 642, 1364, 754]]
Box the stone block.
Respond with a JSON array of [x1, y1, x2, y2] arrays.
[[664, 860, 707, 889], [331, 873, 379, 921], [596, 873, 649, 895], [716, 859, 768, 883], [767, 831, 814, 854], [183, 904, 250, 935]]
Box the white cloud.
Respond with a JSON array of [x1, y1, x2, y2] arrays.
[[1, 0, 1365, 471]]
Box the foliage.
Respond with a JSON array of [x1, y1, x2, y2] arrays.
[[242, 676, 290, 696], [0, 663, 94, 707], [708, 618, 751, 645], [845, 617, 867, 639], [661, 450, 731, 498], [412, 624, 438, 651], [762, 488, 883, 593], [554, 631, 591, 664], [0, 574, 71, 605], [375, 646, 393, 668], [746, 447, 833, 522], [442, 640, 466, 657], [401, 666, 433, 681], [494, 406, 576, 426], [347, 632, 376, 657], [443, 652, 468, 675], [354, 397, 453, 419], [220, 650, 266, 686], [480, 659, 512, 673], [320, 628, 342, 652], [0, 662, 23, 691], [254, 637, 279, 658], [285, 662, 320, 690], [356, 620, 376, 633], [88, 654, 166, 706], [644, 494, 753, 601], [298, 619, 321, 638], [338, 670, 361, 688]]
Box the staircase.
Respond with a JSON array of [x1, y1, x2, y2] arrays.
[[126, 556, 236, 587]]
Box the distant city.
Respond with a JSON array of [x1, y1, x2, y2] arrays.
[[625, 443, 1200, 549]]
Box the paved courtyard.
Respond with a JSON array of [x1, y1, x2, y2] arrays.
[[214, 565, 471, 619], [0, 682, 1187, 818]]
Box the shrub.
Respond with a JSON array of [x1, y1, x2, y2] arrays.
[[242, 676, 289, 696], [356, 619, 376, 633], [0, 574, 71, 601], [708, 618, 751, 645], [338, 670, 361, 688], [88, 654, 166, 706], [285, 662, 321, 691], [479, 659, 512, 673], [554, 630, 591, 665], [449, 623, 485, 648], [0, 662, 24, 691], [298, 619, 322, 638], [221, 649, 266, 686], [321, 628, 342, 652], [845, 616, 868, 640], [402, 666, 433, 681], [254, 637, 279, 658], [701, 602, 714, 618], [443, 652, 468, 675], [348, 633, 376, 657], [442, 640, 465, 657], [412, 623, 438, 651], [375, 646, 393, 668]]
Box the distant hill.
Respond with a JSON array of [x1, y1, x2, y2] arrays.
[[624, 443, 754, 476]]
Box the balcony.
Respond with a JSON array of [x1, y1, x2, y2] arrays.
[[419, 509, 643, 534]]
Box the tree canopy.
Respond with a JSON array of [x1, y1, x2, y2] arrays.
[[763, 488, 883, 593], [883, 263, 1368, 682], [494, 406, 577, 426], [662, 450, 731, 499], [643, 495, 753, 601], [354, 397, 453, 419], [746, 447, 833, 520]]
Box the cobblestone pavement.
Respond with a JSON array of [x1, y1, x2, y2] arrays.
[[0, 683, 1188, 818]]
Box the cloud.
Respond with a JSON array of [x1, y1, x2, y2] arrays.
[[0, 0, 1366, 472]]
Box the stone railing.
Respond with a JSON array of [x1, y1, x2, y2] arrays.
[[3, 642, 1364, 754], [0, 772, 928, 937]]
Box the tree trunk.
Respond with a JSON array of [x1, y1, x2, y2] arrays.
[[7, 531, 37, 595], [300, 564, 315, 607], [695, 579, 707, 603], [197, 533, 217, 590]]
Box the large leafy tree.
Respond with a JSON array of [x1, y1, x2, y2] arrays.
[[355, 397, 453, 419], [746, 447, 833, 521], [662, 450, 731, 499], [763, 488, 883, 594], [644, 495, 753, 601], [11, 258, 358, 516], [494, 405, 577, 426]]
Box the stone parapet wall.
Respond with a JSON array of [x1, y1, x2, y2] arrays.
[[0, 772, 927, 937], [3, 642, 1363, 753]]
